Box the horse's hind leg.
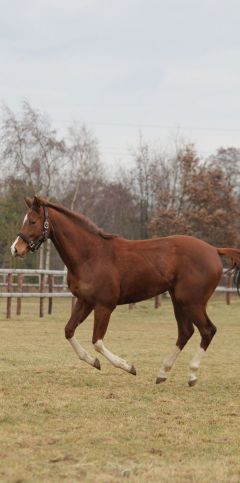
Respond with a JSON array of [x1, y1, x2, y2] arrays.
[[92, 304, 136, 375], [65, 298, 101, 370], [156, 303, 194, 384], [188, 309, 217, 387]]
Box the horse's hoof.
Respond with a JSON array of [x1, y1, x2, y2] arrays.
[[188, 378, 197, 387], [129, 365, 137, 376], [156, 376, 167, 384], [94, 358, 101, 370]]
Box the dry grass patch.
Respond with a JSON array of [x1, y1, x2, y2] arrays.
[[0, 297, 240, 482]]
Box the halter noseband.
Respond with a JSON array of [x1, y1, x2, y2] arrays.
[[17, 205, 49, 252]]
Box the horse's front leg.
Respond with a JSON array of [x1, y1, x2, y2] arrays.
[[92, 304, 136, 375], [65, 298, 100, 370]]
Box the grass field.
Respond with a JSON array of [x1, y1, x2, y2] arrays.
[[0, 296, 240, 483]]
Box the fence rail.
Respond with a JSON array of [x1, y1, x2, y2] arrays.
[[0, 292, 73, 298], [0, 269, 67, 275], [0, 268, 74, 318], [0, 268, 237, 319]]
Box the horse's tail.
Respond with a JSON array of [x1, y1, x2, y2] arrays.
[[217, 247, 240, 294]]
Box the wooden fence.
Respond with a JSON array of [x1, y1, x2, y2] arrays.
[[0, 268, 236, 319], [0, 269, 75, 319]]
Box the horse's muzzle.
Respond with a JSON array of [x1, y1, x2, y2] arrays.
[[10, 237, 28, 258]]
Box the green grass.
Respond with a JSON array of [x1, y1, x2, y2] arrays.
[[0, 296, 240, 482]]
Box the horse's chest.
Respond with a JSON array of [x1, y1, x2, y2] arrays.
[[79, 280, 94, 297], [69, 278, 94, 298]]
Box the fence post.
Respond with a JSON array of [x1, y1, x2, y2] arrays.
[[6, 273, 13, 319], [48, 275, 53, 315], [154, 294, 162, 308], [71, 297, 76, 314], [226, 272, 232, 305], [129, 303, 135, 310], [39, 273, 45, 317], [16, 273, 23, 315]]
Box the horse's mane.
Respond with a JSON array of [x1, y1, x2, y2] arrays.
[[46, 200, 117, 240]]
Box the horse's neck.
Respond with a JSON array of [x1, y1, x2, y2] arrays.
[[49, 209, 98, 271]]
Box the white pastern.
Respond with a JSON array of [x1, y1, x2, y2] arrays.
[[157, 346, 181, 380], [94, 339, 132, 373], [189, 347, 205, 383], [69, 336, 96, 366]]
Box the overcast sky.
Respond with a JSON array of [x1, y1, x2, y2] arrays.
[[1, 0, 240, 170]]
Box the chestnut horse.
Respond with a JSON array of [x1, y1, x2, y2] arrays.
[[11, 196, 240, 386]]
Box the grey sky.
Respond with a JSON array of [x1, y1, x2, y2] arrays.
[[1, 0, 240, 170]]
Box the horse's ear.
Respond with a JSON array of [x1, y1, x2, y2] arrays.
[[24, 195, 47, 211], [31, 195, 43, 212], [24, 197, 33, 208], [33, 195, 48, 207]]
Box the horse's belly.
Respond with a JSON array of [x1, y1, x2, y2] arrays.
[[118, 281, 169, 305]]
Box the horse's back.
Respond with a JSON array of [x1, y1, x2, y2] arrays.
[[113, 235, 223, 305]]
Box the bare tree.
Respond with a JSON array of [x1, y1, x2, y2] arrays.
[[63, 124, 104, 217], [207, 147, 240, 192], [128, 136, 166, 238], [1, 101, 65, 195], [93, 180, 140, 238], [0, 101, 65, 269]]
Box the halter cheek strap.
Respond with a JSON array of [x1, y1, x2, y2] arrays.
[[17, 206, 49, 252]]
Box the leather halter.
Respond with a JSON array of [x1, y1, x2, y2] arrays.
[[17, 206, 49, 252]]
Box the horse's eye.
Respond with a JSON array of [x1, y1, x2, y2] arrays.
[[29, 220, 36, 225]]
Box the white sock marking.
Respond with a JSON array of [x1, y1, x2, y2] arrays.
[[189, 347, 205, 383], [158, 346, 181, 379], [94, 339, 132, 373], [69, 336, 96, 366]]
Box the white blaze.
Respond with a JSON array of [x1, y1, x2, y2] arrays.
[[11, 236, 20, 256], [10, 214, 28, 256]]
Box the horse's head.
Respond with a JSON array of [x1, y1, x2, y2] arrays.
[[11, 195, 49, 258]]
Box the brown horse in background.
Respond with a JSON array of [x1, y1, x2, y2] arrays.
[[11, 195, 240, 386]]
